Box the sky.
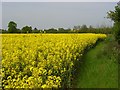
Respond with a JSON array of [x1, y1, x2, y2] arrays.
[[1, 2, 118, 30], [0, 2, 2, 29], [1, 0, 120, 2]]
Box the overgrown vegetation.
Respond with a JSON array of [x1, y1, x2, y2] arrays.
[[107, 1, 120, 44], [72, 35, 118, 88]]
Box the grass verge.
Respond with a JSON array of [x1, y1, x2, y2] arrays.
[[72, 35, 118, 88]]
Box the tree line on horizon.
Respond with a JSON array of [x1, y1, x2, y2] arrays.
[[1, 21, 112, 34]]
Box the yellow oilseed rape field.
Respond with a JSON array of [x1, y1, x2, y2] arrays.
[[1, 34, 106, 88]]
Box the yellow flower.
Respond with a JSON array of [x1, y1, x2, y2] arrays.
[[2, 33, 106, 88]]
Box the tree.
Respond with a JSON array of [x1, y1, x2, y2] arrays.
[[58, 28, 64, 31], [46, 28, 57, 33], [17, 29, 21, 33], [2, 29, 8, 33], [89, 25, 93, 29], [32, 27, 39, 33], [34, 27, 37, 31], [81, 24, 88, 30], [8, 21, 17, 33], [107, 1, 120, 44], [73, 25, 81, 30], [22, 26, 32, 33]]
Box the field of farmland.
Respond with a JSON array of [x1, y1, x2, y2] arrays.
[[1, 34, 107, 88]]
